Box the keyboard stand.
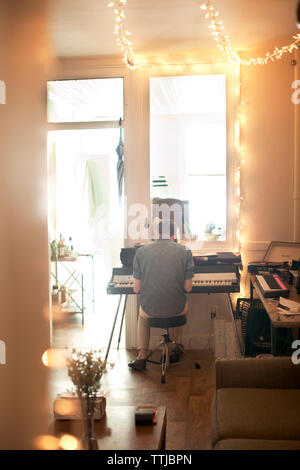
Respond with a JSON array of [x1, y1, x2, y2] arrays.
[[104, 294, 128, 365]]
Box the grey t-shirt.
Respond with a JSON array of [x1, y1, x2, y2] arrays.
[[133, 240, 194, 316]]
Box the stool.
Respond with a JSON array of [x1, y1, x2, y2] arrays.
[[146, 314, 187, 383]]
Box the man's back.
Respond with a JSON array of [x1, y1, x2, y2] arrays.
[[133, 240, 194, 316]]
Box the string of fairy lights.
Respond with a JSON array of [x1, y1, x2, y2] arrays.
[[107, 0, 136, 69], [235, 70, 244, 253], [108, 0, 300, 69], [200, 0, 300, 66], [107, 0, 256, 251]]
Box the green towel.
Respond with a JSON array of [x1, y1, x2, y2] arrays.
[[84, 159, 104, 221]]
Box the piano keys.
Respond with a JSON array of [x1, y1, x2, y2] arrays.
[[255, 273, 290, 298], [107, 264, 240, 295]]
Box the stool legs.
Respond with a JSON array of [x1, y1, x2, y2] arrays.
[[160, 340, 169, 384], [146, 329, 177, 383]]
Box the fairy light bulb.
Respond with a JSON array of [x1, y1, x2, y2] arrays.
[[34, 435, 60, 450], [42, 348, 70, 369], [59, 434, 79, 451]]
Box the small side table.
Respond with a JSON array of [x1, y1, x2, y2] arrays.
[[53, 405, 167, 450], [51, 257, 85, 325]]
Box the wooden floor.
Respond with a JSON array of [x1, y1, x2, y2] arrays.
[[49, 346, 216, 450]]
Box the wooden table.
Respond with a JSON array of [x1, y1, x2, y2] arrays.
[[53, 405, 167, 450], [250, 275, 300, 355]]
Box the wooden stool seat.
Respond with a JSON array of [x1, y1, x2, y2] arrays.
[[147, 314, 187, 329]]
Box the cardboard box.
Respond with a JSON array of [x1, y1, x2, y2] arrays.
[[53, 392, 106, 420]]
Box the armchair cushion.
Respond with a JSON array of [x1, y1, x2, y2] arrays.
[[215, 357, 300, 390], [212, 388, 300, 447], [214, 439, 300, 450]]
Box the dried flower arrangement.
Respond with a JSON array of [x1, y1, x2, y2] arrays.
[[67, 349, 107, 399], [66, 349, 109, 450]]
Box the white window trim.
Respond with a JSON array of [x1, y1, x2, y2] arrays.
[[145, 63, 241, 252]]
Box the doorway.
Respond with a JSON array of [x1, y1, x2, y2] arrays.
[[48, 128, 124, 349]]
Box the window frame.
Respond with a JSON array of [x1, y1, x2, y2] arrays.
[[47, 73, 126, 132], [148, 64, 240, 252]]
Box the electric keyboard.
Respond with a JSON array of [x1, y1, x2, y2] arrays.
[[107, 264, 240, 295], [255, 273, 290, 298]]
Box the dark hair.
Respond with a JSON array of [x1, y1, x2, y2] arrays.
[[158, 219, 177, 240]]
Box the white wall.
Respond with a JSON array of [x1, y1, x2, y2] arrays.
[[240, 50, 298, 295], [0, 0, 52, 449]]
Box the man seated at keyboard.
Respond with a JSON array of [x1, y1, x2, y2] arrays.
[[128, 219, 194, 371]]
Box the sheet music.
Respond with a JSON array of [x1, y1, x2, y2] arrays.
[[277, 296, 300, 315]]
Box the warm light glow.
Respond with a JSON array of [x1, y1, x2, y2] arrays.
[[42, 349, 69, 368], [234, 73, 244, 253], [34, 435, 60, 450], [59, 434, 79, 451]]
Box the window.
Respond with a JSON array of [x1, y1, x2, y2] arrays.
[[185, 119, 227, 241], [47, 78, 124, 123], [150, 74, 233, 247]]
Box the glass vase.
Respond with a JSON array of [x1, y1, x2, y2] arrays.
[[81, 396, 98, 450]]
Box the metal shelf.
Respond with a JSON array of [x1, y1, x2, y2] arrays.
[[50, 254, 95, 325]]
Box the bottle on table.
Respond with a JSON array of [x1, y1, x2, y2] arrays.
[[60, 285, 67, 304], [58, 234, 65, 258], [50, 240, 57, 260], [68, 237, 74, 256], [52, 285, 61, 304]]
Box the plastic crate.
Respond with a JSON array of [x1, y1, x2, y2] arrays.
[[236, 298, 271, 356]]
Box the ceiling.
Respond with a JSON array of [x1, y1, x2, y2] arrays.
[[49, 0, 299, 58]]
